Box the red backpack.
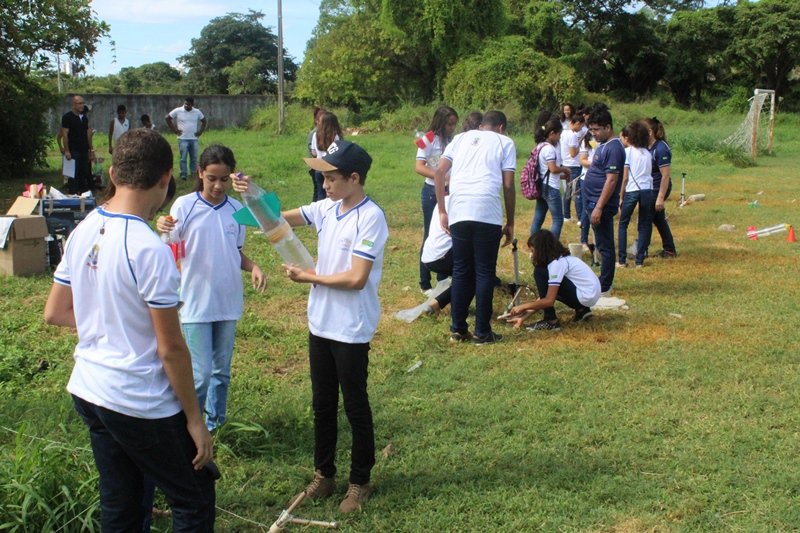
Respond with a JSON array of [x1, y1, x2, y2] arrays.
[[520, 142, 550, 200]]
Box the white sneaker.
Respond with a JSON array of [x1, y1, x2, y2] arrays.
[[421, 288, 434, 297], [600, 289, 612, 297]]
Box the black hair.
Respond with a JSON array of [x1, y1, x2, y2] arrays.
[[112, 129, 172, 190], [481, 110, 507, 130], [621, 121, 649, 149], [570, 114, 585, 125], [117, 104, 126, 112], [194, 144, 236, 191], [428, 105, 458, 145], [462, 111, 483, 132], [534, 117, 562, 144], [528, 229, 570, 268], [587, 107, 613, 129], [141, 114, 151, 123], [185, 96, 195, 105]]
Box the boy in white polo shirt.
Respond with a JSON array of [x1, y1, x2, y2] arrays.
[[44, 128, 216, 531], [233, 140, 387, 513]]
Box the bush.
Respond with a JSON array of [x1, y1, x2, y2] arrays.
[[0, 72, 57, 178], [443, 36, 581, 116]]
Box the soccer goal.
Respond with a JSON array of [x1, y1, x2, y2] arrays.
[[723, 89, 776, 161]]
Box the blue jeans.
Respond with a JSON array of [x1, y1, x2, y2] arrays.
[[567, 166, 583, 222], [530, 184, 564, 240], [618, 190, 655, 265], [312, 171, 326, 202], [178, 139, 199, 179], [562, 166, 581, 219], [449, 220, 502, 338], [420, 183, 446, 290], [72, 395, 215, 532], [579, 181, 591, 245], [183, 320, 238, 431], [533, 265, 587, 321], [653, 181, 676, 253], [585, 201, 616, 292], [309, 334, 375, 485]]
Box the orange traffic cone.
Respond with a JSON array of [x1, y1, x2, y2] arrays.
[[788, 225, 797, 243], [747, 225, 758, 240]]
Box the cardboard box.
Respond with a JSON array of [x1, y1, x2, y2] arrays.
[[0, 197, 49, 276]]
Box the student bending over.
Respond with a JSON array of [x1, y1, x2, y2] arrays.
[[507, 229, 600, 332]]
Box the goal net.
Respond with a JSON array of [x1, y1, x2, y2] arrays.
[[723, 89, 775, 161]]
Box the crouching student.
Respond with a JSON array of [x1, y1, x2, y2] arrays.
[[419, 195, 454, 315], [233, 140, 388, 513], [44, 128, 216, 531], [507, 229, 600, 331]]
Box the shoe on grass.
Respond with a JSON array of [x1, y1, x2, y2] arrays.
[[473, 331, 503, 345], [573, 307, 593, 323], [339, 482, 373, 513], [654, 249, 677, 259], [616, 262, 627, 268], [526, 319, 561, 331], [450, 331, 473, 342], [292, 470, 335, 506]]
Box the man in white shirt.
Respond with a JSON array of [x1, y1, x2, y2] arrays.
[[434, 110, 516, 345], [165, 96, 207, 180]]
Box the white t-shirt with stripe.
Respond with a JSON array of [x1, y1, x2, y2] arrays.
[[546, 255, 601, 307], [54, 207, 182, 419], [300, 196, 389, 343], [538, 142, 563, 189], [416, 134, 445, 186], [442, 129, 516, 227], [169, 192, 246, 323]]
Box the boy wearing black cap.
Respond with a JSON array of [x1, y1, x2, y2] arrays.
[[233, 140, 388, 513]]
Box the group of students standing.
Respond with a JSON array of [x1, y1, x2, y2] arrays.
[[411, 102, 679, 335], [46, 122, 386, 530]]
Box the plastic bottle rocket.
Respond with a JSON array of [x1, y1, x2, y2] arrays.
[[233, 179, 315, 272], [160, 215, 185, 270]]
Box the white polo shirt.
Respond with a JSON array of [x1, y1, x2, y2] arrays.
[[538, 142, 563, 189], [170, 192, 245, 323], [54, 207, 182, 419], [416, 134, 445, 186], [442, 129, 516, 226], [168, 106, 205, 140], [560, 128, 581, 167], [421, 196, 451, 264], [300, 196, 389, 343], [624, 146, 654, 192], [546, 255, 601, 307]]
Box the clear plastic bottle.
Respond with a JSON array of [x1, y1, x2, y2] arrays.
[[239, 181, 315, 272]]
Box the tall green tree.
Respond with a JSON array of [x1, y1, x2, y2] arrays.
[[0, 0, 108, 177], [728, 0, 800, 100], [663, 7, 734, 106], [180, 10, 297, 94], [297, 0, 506, 107], [119, 62, 184, 93]]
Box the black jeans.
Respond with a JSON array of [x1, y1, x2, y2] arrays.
[[72, 395, 215, 532], [68, 152, 92, 194], [309, 333, 375, 485], [533, 265, 586, 321], [585, 201, 616, 292], [424, 249, 453, 308], [449, 220, 502, 338]]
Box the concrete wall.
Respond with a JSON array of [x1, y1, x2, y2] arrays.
[[46, 94, 275, 135]]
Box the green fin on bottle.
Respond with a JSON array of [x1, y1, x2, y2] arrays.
[[233, 192, 281, 227]]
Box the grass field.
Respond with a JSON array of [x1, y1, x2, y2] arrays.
[[1, 106, 799, 531]]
